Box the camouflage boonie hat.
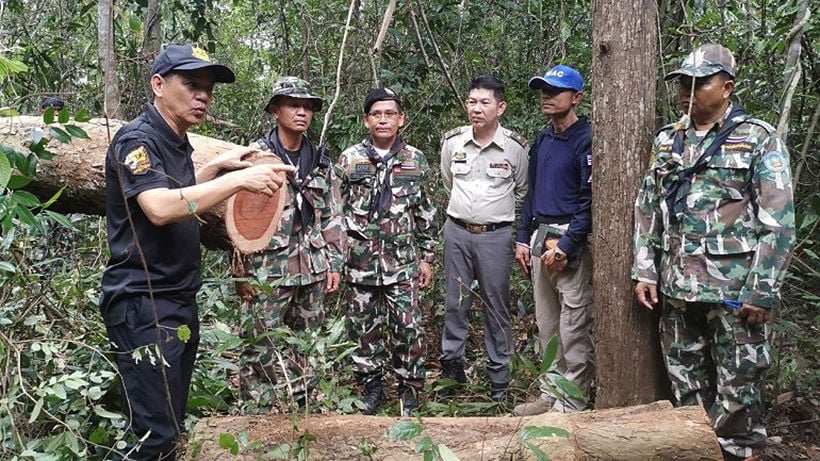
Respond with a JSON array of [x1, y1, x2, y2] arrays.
[[664, 44, 737, 80], [264, 76, 323, 113]]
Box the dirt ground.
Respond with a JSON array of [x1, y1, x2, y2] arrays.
[[762, 393, 820, 460]]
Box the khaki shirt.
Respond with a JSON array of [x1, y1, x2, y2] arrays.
[[440, 124, 528, 224]]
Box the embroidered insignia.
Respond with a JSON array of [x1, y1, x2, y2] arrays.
[[762, 151, 787, 172], [124, 146, 151, 175], [453, 151, 467, 160], [658, 144, 673, 152], [400, 161, 416, 170], [489, 162, 509, 169], [354, 162, 374, 173], [192, 47, 211, 62], [722, 142, 752, 151]]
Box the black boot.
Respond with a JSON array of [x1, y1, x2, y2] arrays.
[[361, 380, 384, 415], [490, 382, 508, 403], [440, 359, 467, 384], [399, 385, 419, 417]]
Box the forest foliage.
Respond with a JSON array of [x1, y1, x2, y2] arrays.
[[1, 0, 818, 459]]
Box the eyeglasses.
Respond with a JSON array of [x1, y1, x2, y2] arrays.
[[367, 110, 400, 120]]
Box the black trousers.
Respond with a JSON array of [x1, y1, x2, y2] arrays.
[[104, 295, 200, 460]]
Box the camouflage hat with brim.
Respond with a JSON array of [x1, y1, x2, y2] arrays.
[[664, 44, 737, 80], [264, 76, 323, 113]]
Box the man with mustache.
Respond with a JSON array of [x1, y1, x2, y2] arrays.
[[234, 76, 345, 414], [101, 44, 291, 460], [633, 44, 795, 461], [338, 88, 438, 416], [439, 75, 528, 403], [513, 64, 594, 415]]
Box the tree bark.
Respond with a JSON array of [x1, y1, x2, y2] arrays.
[[98, 0, 124, 119], [188, 401, 722, 460], [141, 0, 164, 103], [2, 116, 238, 250], [591, 1, 670, 408]]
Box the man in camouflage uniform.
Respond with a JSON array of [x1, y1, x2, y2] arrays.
[[633, 44, 795, 461], [235, 77, 345, 412], [440, 75, 528, 402], [338, 88, 438, 416]]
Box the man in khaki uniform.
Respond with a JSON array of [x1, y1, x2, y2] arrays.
[[439, 75, 528, 402]]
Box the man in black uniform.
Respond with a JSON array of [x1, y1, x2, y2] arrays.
[[100, 44, 292, 460]]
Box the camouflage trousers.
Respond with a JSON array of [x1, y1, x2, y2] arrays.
[[660, 298, 771, 457], [239, 281, 326, 411], [345, 278, 426, 388]]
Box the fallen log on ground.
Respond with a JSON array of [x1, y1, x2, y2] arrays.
[[0, 115, 242, 249], [188, 400, 722, 460]]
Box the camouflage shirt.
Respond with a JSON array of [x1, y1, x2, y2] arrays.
[[338, 138, 438, 286], [241, 136, 346, 286], [632, 104, 795, 309]]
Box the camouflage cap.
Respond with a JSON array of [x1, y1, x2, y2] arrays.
[[664, 44, 737, 81], [264, 76, 323, 113]]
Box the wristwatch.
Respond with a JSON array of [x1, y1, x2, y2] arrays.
[[553, 249, 566, 262]]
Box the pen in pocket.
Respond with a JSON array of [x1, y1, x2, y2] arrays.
[[720, 299, 742, 310]]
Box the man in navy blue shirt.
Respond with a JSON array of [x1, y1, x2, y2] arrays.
[[513, 64, 594, 415], [101, 44, 292, 460]]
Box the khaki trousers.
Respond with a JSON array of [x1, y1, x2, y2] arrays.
[[530, 234, 594, 411]]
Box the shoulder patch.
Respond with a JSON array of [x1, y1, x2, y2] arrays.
[[654, 123, 676, 136], [742, 118, 776, 134], [123, 145, 152, 175], [442, 126, 469, 141], [505, 129, 528, 148], [762, 151, 788, 173], [404, 144, 423, 156]]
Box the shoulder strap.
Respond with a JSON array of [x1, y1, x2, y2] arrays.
[[665, 107, 748, 218]]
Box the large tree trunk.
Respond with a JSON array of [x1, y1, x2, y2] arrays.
[[98, 0, 124, 119], [2, 116, 238, 250], [591, 1, 670, 407], [188, 401, 722, 460]]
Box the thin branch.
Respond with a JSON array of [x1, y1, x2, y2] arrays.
[[278, 0, 290, 57], [776, 3, 810, 141], [372, 0, 398, 60], [369, 0, 399, 86], [319, 0, 357, 146], [416, 0, 465, 113], [408, 1, 431, 68], [793, 82, 819, 188]]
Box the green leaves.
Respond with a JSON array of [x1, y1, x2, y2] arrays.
[[178, 324, 192, 342], [218, 432, 240, 455], [386, 421, 422, 441], [0, 151, 11, 189], [519, 425, 570, 441]]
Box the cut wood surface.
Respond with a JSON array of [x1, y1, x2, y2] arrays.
[[0, 115, 243, 249], [188, 400, 722, 460]]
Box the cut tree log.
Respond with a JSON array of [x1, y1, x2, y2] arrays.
[[0, 115, 244, 250], [187, 400, 723, 460]]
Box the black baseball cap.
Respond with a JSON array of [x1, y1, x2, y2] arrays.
[[151, 44, 235, 83], [363, 87, 402, 114], [40, 97, 65, 109]]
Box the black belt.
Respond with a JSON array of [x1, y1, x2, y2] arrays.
[[449, 216, 511, 234]]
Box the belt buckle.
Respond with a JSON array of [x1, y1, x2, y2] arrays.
[[465, 223, 485, 233]]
